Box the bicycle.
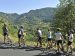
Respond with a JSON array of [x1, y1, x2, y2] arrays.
[[41, 38, 57, 54]]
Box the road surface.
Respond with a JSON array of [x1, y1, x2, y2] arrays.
[[0, 43, 75, 56]]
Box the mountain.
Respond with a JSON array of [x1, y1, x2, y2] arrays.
[[15, 7, 56, 30], [0, 7, 56, 34], [0, 7, 56, 24], [0, 7, 56, 40], [17, 7, 56, 22], [0, 12, 19, 23]]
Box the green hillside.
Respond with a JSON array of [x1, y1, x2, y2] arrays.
[[16, 7, 56, 31], [0, 7, 56, 42]]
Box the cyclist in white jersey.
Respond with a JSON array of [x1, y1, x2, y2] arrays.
[[47, 29, 52, 48], [55, 29, 63, 52], [36, 28, 42, 47], [67, 30, 73, 53]]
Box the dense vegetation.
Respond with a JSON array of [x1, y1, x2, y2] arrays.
[[53, 0, 75, 34], [0, 7, 56, 41], [0, 0, 75, 42]]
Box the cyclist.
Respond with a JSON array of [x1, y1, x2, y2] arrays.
[[67, 30, 74, 53], [2, 23, 9, 44], [36, 28, 42, 47], [55, 28, 63, 52], [47, 29, 53, 48], [18, 25, 25, 47]]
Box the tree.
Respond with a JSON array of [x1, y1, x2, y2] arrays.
[[54, 0, 75, 33]]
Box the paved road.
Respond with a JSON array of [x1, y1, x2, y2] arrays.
[[0, 49, 41, 56], [0, 43, 41, 56], [0, 48, 75, 56], [0, 43, 75, 56]]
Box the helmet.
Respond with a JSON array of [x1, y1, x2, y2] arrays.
[[20, 25, 24, 28]]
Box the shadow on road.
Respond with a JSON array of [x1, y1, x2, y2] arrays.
[[0, 42, 75, 56], [0, 43, 45, 51], [25, 46, 44, 51], [34, 50, 74, 56], [34, 52, 64, 56]]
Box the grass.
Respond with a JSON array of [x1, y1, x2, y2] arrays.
[[0, 34, 4, 41], [0, 33, 18, 43], [0, 33, 75, 51]]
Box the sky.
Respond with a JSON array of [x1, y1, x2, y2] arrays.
[[0, 0, 59, 14]]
